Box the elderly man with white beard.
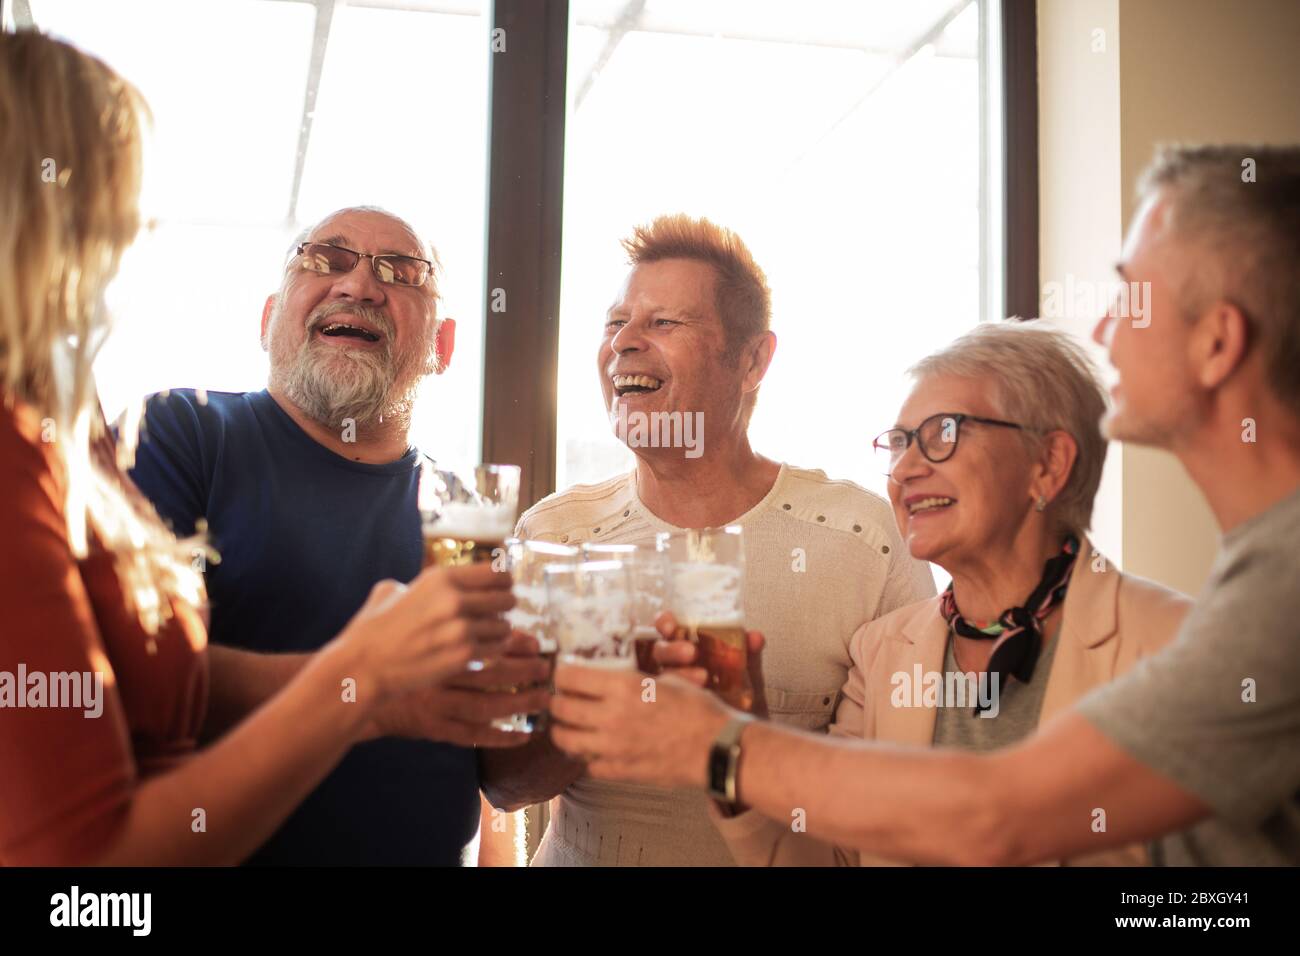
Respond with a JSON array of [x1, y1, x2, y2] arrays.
[[127, 206, 545, 866]]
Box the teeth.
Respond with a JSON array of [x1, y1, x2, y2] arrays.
[[612, 374, 663, 390], [320, 323, 379, 340], [909, 497, 955, 514]]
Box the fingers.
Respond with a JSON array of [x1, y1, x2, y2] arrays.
[[503, 631, 541, 656], [550, 721, 600, 759], [548, 688, 609, 731], [673, 667, 709, 688], [654, 610, 680, 639], [362, 578, 407, 614], [440, 687, 551, 724], [445, 653, 550, 690], [553, 659, 639, 700], [441, 561, 515, 590], [653, 639, 699, 668], [747, 630, 766, 653]]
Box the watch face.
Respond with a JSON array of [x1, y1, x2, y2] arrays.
[[709, 719, 749, 804], [708, 742, 731, 801]]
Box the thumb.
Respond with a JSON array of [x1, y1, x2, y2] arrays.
[[746, 630, 766, 653], [362, 579, 407, 615]]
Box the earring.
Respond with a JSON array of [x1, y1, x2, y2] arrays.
[[1035, 495, 1047, 512]]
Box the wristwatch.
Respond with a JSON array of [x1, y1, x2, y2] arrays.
[[707, 714, 754, 806]]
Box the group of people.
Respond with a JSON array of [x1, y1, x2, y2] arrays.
[[2, 31, 1297, 868]]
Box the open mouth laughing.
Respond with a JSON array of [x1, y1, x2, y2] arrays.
[[611, 373, 664, 397]]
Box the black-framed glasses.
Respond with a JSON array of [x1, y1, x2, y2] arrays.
[[872, 412, 1027, 477], [295, 242, 433, 288]]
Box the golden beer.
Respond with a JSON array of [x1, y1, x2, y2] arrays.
[[692, 623, 752, 711], [422, 532, 504, 568]]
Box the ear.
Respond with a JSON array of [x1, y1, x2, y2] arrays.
[[742, 331, 777, 394], [1191, 300, 1250, 391], [260, 294, 276, 352], [1034, 430, 1078, 506], [434, 317, 457, 374]]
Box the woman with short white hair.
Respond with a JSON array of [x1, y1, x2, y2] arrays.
[[554, 319, 1193, 866]]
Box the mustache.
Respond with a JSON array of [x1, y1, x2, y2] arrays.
[[305, 301, 395, 340]]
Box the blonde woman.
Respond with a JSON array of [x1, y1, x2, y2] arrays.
[[0, 31, 519, 865]]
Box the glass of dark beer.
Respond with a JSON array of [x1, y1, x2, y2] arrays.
[[658, 526, 751, 710]]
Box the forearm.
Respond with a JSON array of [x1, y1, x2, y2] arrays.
[[479, 733, 585, 812], [734, 712, 1210, 867], [201, 645, 312, 742], [736, 721, 1012, 866], [89, 643, 370, 866]]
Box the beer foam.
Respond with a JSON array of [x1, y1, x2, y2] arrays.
[[424, 501, 514, 541], [552, 593, 629, 656], [506, 608, 545, 632], [671, 561, 743, 626]]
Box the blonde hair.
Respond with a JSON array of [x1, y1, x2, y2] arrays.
[[621, 214, 771, 420], [621, 214, 771, 357], [909, 320, 1109, 535], [0, 31, 203, 632]]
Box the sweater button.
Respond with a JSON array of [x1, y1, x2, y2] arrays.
[[882, 545, 890, 554], [816, 515, 825, 523], [853, 524, 862, 533], [782, 503, 791, 511], [623, 510, 630, 517], [560, 534, 569, 543]]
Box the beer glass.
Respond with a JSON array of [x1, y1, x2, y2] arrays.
[[544, 560, 635, 669], [417, 461, 519, 568], [499, 539, 579, 732], [659, 526, 751, 710], [582, 543, 669, 675], [417, 461, 519, 671]]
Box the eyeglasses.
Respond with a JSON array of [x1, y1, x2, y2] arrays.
[[294, 242, 433, 288], [872, 412, 1028, 478]]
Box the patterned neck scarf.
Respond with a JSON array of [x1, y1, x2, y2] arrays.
[[939, 535, 1080, 708]]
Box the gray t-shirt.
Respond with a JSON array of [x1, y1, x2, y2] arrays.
[[1076, 484, 1300, 865], [933, 626, 1060, 752]]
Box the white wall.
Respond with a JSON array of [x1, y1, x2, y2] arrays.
[[1037, 0, 1300, 596]]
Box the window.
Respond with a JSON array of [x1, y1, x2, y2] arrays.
[[24, 0, 489, 468], [13, 0, 1028, 504], [555, 0, 1003, 501]]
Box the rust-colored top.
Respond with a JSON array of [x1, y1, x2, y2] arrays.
[[0, 398, 208, 865]]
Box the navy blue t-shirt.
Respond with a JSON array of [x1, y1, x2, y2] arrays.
[[128, 388, 479, 865]]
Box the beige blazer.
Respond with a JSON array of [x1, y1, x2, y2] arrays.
[[714, 538, 1192, 866]]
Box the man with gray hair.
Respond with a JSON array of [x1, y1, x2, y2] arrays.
[[540, 145, 1300, 867], [128, 206, 546, 865]]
